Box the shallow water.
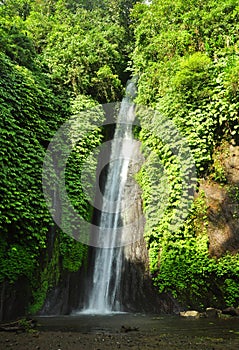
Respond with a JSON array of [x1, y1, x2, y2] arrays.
[[1, 313, 238, 350], [36, 313, 239, 338]]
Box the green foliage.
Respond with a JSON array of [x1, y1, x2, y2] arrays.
[[216, 254, 239, 306], [0, 15, 36, 68], [0, 52, 63, 285], [136, 51, 239, 172], [34, 5, 127, 101], [209, 142, 229, 183], [0, 0, 32, 20], [223, 279, 239, 306], [0, 243, 36, 284], [60, 232, 88, 272], [2, 0, 239, 313], [172, 53, 211, 92], [0, 0, 135, 315], [28, 280, 49, 315], [157, 235, 214, 304], [28, 233, 61, 314], [132, 0, 239, 309], [147, 189, 239, 309], [0, 6, 97, 311], [132, 0, 239, 164]]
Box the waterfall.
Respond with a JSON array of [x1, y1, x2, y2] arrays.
[[83, 81, 137, 314]]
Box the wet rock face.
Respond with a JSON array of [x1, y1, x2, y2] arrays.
[[0, 277, 31, 321], [200, 144, 239, 258], [39, 268, 88, 316], [120, 239, 181, 314], [118, 141, 181, 314], [202, 181, 239, 257]]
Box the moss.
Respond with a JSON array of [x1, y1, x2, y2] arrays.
[[60, 233, 88, 273], [28, 280, 49, 315], [28, 233, 61, 314], [209, 141, 229, 184], [28, 229, 88, 314]]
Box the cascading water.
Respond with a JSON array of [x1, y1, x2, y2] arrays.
[[83, 81, 137, 314]]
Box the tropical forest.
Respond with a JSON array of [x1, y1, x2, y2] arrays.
[[1, 1, 239, 345]]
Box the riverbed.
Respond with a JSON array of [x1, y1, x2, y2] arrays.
[[1, 313, 239, 349]]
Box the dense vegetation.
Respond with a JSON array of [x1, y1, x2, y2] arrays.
[[0, 0, 136, 316], [0, 0, 239, 316], [132, 0, 239, 308]]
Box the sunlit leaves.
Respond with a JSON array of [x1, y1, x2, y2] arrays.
[[0, 52, 65, 283], [41, 9, 125, 101], [132, 0, 239, 308]]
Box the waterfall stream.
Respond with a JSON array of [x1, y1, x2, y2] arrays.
[[83, 81, 137, 314]]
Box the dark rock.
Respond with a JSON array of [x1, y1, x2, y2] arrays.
[[120, 325, 139, 333], [40, 267, 88, 315], [0, 278, 31, 322], [199, 144, 239, 259], [205, 307, 221, 318], [222, 307, 239, 316]]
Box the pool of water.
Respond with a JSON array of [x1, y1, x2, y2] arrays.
[[35, 313, 239, 338]]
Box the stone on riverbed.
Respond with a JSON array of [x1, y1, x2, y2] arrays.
[[179, 311, 200, 319], [205, 307, 221, 318], [222, 307, 239, 317]]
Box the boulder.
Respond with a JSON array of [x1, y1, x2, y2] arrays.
[[205, 307, 220, 318], [222, 307, 239, 317], [180, 310, 200, 319]]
